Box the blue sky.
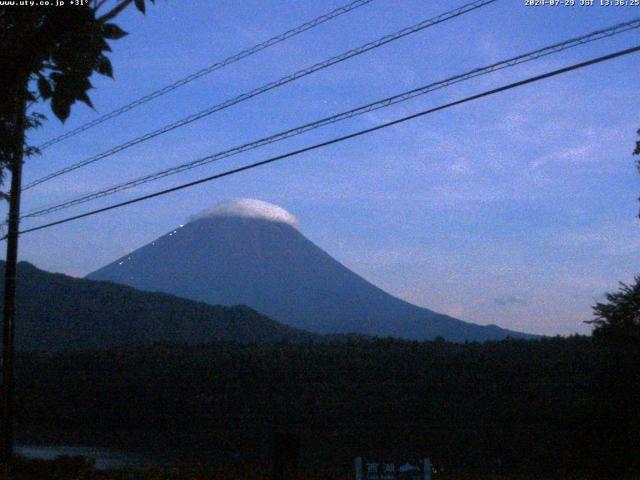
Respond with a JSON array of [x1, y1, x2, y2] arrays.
[[11, 0, 640, 336]]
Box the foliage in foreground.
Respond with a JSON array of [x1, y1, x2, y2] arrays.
[[1, 456, 632, 480], [1, 0, 156, 188], [13, 336, 640, 478]]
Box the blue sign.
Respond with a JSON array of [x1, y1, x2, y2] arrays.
[[355, 457, 432, 480]]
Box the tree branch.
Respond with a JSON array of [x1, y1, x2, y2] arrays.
[[94, 0, 109, 10], [97, 0, 134, 23]]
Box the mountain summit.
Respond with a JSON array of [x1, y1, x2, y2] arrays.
[[88, 199, 532, 341]]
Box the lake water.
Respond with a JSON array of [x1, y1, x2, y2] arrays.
[[15, 445, 163, 470]]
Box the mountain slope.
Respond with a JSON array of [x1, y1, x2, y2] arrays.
[[0, 261, 317, 351], [88, 199, 533, 342]]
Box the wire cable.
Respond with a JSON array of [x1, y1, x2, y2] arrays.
[[23, 0, 497, 191], [35, 0, 378, 151], [14, 44, 640, 237], [19, 17, 640, 220]]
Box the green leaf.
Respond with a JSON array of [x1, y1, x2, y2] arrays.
[[51, 94, 71, 122], [95, 55, 113, 78], [78, 91, 95, 109], [38, 77, 53, 100], [96, 37, 112, 52], [134, 0, 146, 14], [102, 23, 128, 40]]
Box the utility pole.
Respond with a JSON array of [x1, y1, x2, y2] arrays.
[[1, 76, 27, 466], [0, 1, 150, 467]]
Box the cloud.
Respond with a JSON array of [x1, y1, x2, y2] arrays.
[[529, 145, 593, 171], [188, 198, 300, 229], [494, 295, 529, 307]]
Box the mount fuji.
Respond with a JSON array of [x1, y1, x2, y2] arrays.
[[87, 199, 532, 342]]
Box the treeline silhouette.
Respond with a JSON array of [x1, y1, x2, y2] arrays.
[[14, 336, 640, 477]]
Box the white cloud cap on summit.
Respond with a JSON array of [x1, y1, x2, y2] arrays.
[[188, 198, 299, 228]]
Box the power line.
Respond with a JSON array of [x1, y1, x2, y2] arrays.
[[23, 0, 497, 191], [19, 17, 640, 220], [14, 44, 640, 238], [35, 0, 378, 151]]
